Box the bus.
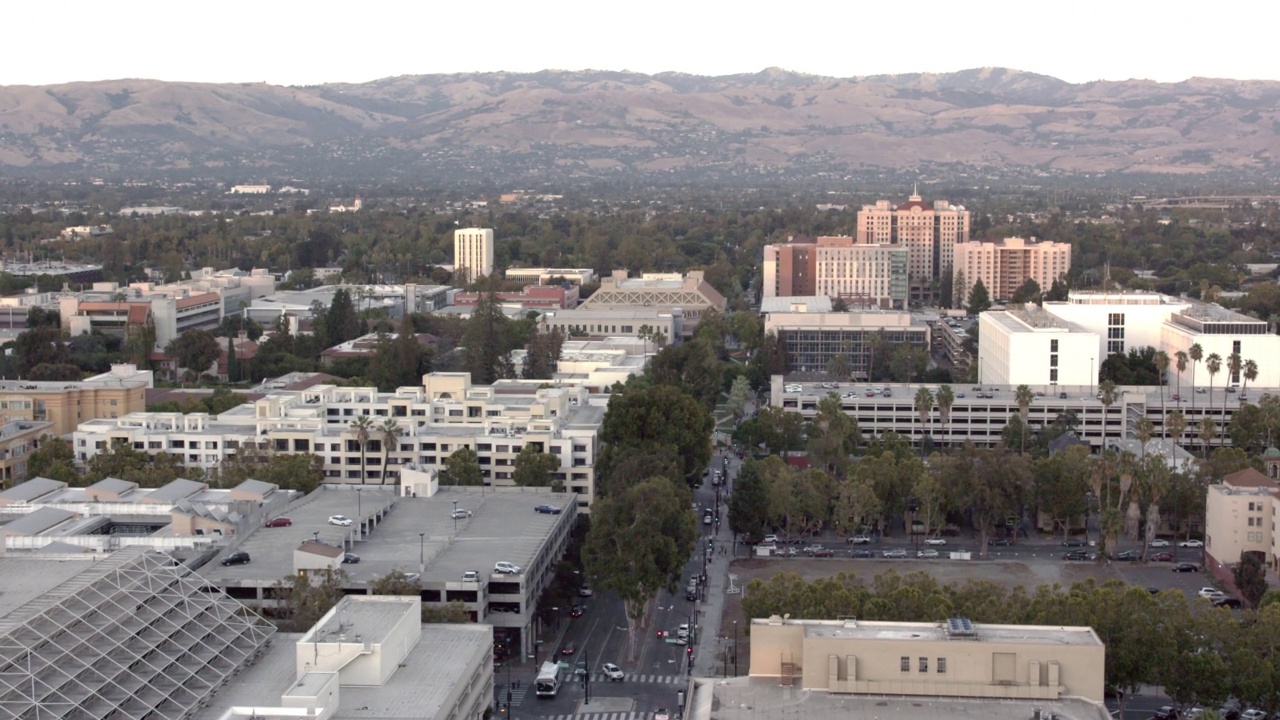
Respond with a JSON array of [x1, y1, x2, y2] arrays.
[[535, 661, 565, 698]]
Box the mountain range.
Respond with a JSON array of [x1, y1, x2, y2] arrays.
[[2, 67, 1279, 183]]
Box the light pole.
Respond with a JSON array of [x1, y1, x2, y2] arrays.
[[356, 487, 363, 538], [419, 532, 426, 575], [452, 499, 459, 532], [733, 620, 739, 676], [582, 644, 590, 704]]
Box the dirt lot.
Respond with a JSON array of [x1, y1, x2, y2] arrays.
[[716, 556, 1119, 672]]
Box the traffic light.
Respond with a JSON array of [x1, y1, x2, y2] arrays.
[[686, 646, 693, 657]]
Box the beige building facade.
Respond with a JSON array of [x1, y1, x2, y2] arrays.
[[763, 237, 908, 309], [453, 227, 495, 283], [953, 237, 1072, 302], [749, 616, 1104, 703], [1205, 467, 1279, 572], [0, 367, 149, 436], [856, 194, 970, 303]]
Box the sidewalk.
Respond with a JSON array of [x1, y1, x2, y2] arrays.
[[690, 450, 742, 678]]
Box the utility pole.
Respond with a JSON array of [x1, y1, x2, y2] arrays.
[[583, 644, 590, 704]]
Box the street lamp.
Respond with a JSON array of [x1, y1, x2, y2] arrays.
[[356, 487, 363, 539], [733, 620, 739, 676], [452, 499, 459, 532], [419, 532, 426, 575]]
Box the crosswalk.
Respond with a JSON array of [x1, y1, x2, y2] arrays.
[[537, 713, 657, 720], [591, 673, 685, 685]]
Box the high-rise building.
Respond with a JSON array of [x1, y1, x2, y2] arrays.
[[856, 193, 970, 303], [953, 237, 1072, 302], [453, 227, 494, 283], [762, 237, 908, 309]]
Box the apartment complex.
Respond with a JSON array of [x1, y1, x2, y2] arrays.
[[0, 363, 150, 435], [979, 291, 1280, 389], [453, 227, 495, 282], [764, 309, 929, 377], [762, 236, 908, 309], [577, 270, 727, 339], [1205, 468, 1280, 573], [953, 237, 1071, 302], [748, 616, 1104, 702], [0, 420, 53, 488], [856, 193, 970, 303], [72, 372, 604, 510]]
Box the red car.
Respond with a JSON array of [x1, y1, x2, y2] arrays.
[[264, 517, 293, 527], [1149, 552, 1174, 562]]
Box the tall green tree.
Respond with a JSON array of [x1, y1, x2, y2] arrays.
[[729, 458, 773, 540], [966, 278, 992, 315], [165, 329, 221, 378], [582, 476, 696, 661], [1014, 384, 1035, 454], [599, 383, 712, 486], [935, 384, 955, 447], [24, 435, 80, 485], [440, 447, 483, 486], [513, 444, 561, 489], [378, 418, 403, 483], [212, 446, 324, 493], [522, 327, 566, 380], [325, 289, 361, 346], [1234, 551, 1269, 608], [726, 375, 751, 422], [349, 415, 375, 484], [463, 280, 512, 384]]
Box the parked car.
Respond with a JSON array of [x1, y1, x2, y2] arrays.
[[451, 508, 473, 519], [603, 662, 625, 680], [1154, 706, 1181, 720], [811, 548, 835, 557], [990, 538, 1013, 546], [342, 553, 360, 564], [924, 537, 948, 546], [1180, 539, 1205, 548], [916, 549, 940, 559], [1061, 538, 1086, 547], [882, 548, 908, 559], [221, 551, 251, 566], [654, 710, 671, 720], [560, 641, 576, 656], [849, 534, 872, 545], [763, 534, 779, 544], [1198, 587, 1226, 599], [851, 549, 874, 558], [328, 515, 353, 527], [462, 570, 479, 581], [402, 572, 421, 582], [1114, 550, 1139, 562], [494, 561, 522, 574], [570, 604, 585, 618], [803, 544, 826, 555], [1213, 597, 1244, 609], [1172, 563, 1200, 573], [1149, 539, 1170, 548], [534, 504, 562, 514], [1062, 550, 1091, 561], [1149, 552, 1175, 562], [1241, 710, 1267, 720], [264, 517, 292, 527], [579, 586, 593, 597]]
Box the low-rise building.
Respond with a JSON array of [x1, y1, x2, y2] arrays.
[[504, 267, 598, 286], [1206, 467, 1279, 573], [538, 307, 681, 344], [748, 615, 1104, 702], [764, 309, 929, 378], [763, 236, 909, 309], [319, 332, 437, 369], [510, 336, 651, 391], [453, 283, 578, 309], [0, 363, 150, 436], [577, 270, 726, 339], [979, 307, 1099, 387]]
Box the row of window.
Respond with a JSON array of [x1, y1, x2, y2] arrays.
[[900, 656, 947, 673]]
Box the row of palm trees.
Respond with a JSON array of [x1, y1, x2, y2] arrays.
[[348, 415, 405, 484]]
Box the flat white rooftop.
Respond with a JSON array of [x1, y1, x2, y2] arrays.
[[759, 618, 1101, 647]]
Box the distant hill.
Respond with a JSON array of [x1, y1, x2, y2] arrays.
[[1, 68, 1279, 182]]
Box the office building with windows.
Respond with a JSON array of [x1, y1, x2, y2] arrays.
[[953, 237, 1071, 302], [856, 193, 970, 303], [453, 227, 495, 283], [763, 237, 908, 309], [764, 309, 929, 378]]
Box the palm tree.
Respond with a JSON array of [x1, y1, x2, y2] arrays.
[[1174, 350, 1188, 407], [1098, 380, 1118, 451], [936, 384, 955, 448], [1243, 358, 1259, 398], [378, 418, 404, 484], [1197, 417, 1217, 459], [1153, 350, 1169, 439], [1226, 352, 1243, 441], [350, 415, 375, 485], [1206, 353, 1222, 443], [1165, 410, 1187, 459], [1135, 417, 1154, 460], [1014, 384, 1035, 454], [1188, 343, 1203, 417], [913, 387, 934, 452]]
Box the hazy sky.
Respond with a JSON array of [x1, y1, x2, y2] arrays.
[[5, 0, 1279, 86]]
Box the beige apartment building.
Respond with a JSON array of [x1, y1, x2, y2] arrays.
[[1205, 467, 1279, 572], [749, 616, 1104, 702], [763, 237, 908, 308], [0, 365, 149, 436], [453, 227, 495, 283], [954, 237, 1072, 302], [856, 194, 970, 303]]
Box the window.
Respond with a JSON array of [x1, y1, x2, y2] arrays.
[[1049, 368, 1058, 383], [919, 657, 928, 672], [900, 656, 910, 672], [1050, 339, 1058, 352], [937, 658, 946, 674]]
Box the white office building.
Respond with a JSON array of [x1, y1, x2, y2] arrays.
[[978, 307, 1099, 387], [453, 227, 495, 283]]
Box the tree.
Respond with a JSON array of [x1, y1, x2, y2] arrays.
[[27, 363, 84, 381], [422, 602, 473, 623], [1189, 343, 1204, 416], [369, 570, 425, 597], [1243, 358, 1259, 398], [463, 279, 512, 384], [935, 384, 955, 448], [440, 447, 483, 486], [582, 476, 696, 661], [1014, 384, 1035, 454], [1235, 551, 1269, 608], [966, 278, 992, 316], [763, 458, 828, 544], [600, 383, 712, 486], [834, 477, 882, 538], [24, 435, 80, 485], [378, 418, 403, 483], [165, 329, 221, 379], [14, 325, 69, 374], [913, 387, 934, 450], [325, 288, 361, 346], [272, 570, 347, 632], [523, 327, 566, 380], [733, 406, 805, 456], [729, 459, 772, 540], [726, 375, 751, 422], [1098, 379, 1118, 449], [825, 351, 852, 381], [1197, 417, 1218, 459], [1174, 350, 1188, 409], [1166, 409, 1188, 458], [1206, 352, 1222, 442], [1032, 445, 1092, 540], [226, 337, 240, 382], [649, 339, 723, 410], [212, 445, 324, 493], [84, 443, 192, 487], [513, 444, 561, 489], [935, 444, 1029, 557], [1045, 278, 1069, 302], [1154, 350, 1169, 437], [1009, 278, 1042, 304], [349, 415, 374, 484]]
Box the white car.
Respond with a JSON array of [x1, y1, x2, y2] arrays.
[[1198, 587, 1225, 599], [1149, 539, 1170, 548], [602, 662, 624, 681], [451, 508, 473, 519], [850, 534, 872, 545], [924, 537, 948, 546], [762, 534, 779, 544], [917, 549, 940, 559], [1179, 539, 1205, 548], [677, 623, 690, 639], [1242, 710, 1267, 720], [328, 515, 353, 527], [494, 561, 522, 575], [784, 385, 802, 393]]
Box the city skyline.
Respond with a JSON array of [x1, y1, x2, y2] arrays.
[[3, 0, 1279, 87]]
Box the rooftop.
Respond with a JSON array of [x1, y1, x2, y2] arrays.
[[305, 595, 417, 645], [766, 618, 1101, 646]]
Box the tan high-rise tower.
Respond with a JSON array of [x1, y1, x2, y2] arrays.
[[453, 228, 495, 284], [856, 192, 969, 304]]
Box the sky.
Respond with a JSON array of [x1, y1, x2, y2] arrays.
[[5, 0, 1280, 87]]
